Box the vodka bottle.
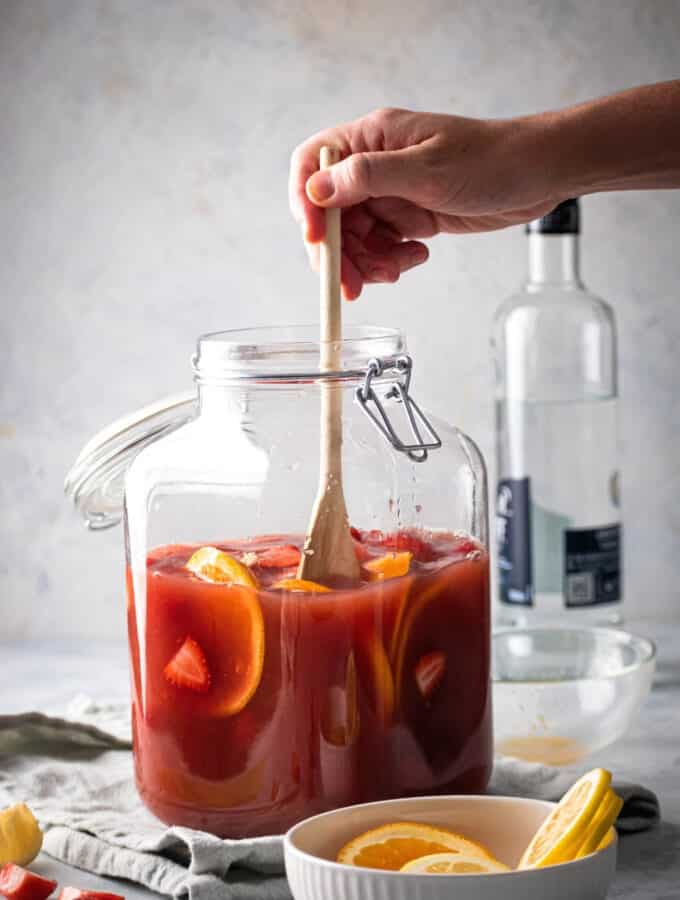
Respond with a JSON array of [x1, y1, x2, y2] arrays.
[[493, 199, 622, 626]]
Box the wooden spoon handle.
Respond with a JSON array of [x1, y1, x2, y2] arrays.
[[297, 145, 360, 584], [319, 145, 342, 372]]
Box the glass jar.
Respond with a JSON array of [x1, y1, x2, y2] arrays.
[[67, 325, 492, 837]]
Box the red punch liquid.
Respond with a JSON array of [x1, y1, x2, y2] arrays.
[[127, 530, 492, 836]]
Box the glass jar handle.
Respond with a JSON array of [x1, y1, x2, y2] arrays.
[[65, 391, 198, 530], [355, 355, 442, 463]]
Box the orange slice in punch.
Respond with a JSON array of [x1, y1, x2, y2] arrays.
[[337, 822, 496, 871], [186, 546, 258, 588], [272, 578, 331, 592], [164, 552, 265, 716], [363, 551, 412, 581], [390, 581, 441, 707], [354, 631, 395, 727]]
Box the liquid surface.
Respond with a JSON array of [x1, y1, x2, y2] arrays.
[[127, 530, 492, 836]]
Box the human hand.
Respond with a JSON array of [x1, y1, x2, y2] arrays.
[[289, 107, 559, 299]]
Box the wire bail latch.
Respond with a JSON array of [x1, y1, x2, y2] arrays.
[[355, 355, 442, 462]]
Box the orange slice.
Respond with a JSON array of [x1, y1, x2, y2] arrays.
[[364, 551, 412, 581], [186, 546, 258, 588], [210, 585, 265, 716], [337, 822, 495, 871], [390, 581, 441, 706], [272, 578, 330, 592], [354, 631, 395, 726], [518, 768, 612, 868], [400, 852, 510, 875]]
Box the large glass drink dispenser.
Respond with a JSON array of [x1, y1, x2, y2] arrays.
[[67, 325, 492, 837]]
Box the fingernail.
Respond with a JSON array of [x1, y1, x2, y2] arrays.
[[307, 172, 334, 202], [370, 268, 391, 281]]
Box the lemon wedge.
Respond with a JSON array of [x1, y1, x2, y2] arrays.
[[518, 768, 612, 868], [186, 547, 258, 588], [576, 788, 623, 859], [337, 822, 495, 871], [400, 851, 510, 875], [0, 803, 43, 865]]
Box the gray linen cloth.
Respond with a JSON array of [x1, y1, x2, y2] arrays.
[[0, 697, 659, 900]]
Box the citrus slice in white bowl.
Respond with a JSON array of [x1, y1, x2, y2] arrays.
[[519, 768, 612, 868], [400, 851, 510, 875], [337, 822, 495, 871]]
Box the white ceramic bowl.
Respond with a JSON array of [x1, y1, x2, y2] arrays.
[[493, 627, 656, 765], [284, 794, 617, 900]]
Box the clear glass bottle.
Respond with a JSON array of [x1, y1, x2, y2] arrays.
[[66, 325, 493, 837], [493, 200, 622, 627]]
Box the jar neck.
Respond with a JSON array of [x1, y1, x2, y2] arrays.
[[526, 234, 582, 290], [197, 378, 359, 417]]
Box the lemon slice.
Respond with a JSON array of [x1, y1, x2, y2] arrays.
[[598, 827, 617, 851], [518, 768, 612, 869], [186, 547, 258, 588], [576, 789, 623, 859], [400, 851, 510, 875], [337, 822, 495, 871], [0, 803, 43, 865]]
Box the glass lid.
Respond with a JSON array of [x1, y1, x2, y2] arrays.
[[64, 391, 197, 530]]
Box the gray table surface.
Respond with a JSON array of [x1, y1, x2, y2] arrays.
[[2, 619, 679, 900]]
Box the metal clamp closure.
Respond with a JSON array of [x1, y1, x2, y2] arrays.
[[355, 355, 442, 462]]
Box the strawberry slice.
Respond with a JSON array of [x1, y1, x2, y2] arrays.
[[163, 637, 210, 693], [414, 650, 447, 701], [58, 890, 124, 900], [255, 545, 301, 568], [452, 536, 478, 555], [0, 866, 57, 900]]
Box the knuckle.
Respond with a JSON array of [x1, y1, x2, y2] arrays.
[[345, 153, 372, 190], [371, 106, 403, 125]]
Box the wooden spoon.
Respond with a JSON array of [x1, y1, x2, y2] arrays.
[[298, 146, 361, 585]]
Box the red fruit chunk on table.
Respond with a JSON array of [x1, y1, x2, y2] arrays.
[[0, 866, 57, 900]]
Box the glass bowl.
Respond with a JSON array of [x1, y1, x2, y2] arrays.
[[492, 627, 656, 765]]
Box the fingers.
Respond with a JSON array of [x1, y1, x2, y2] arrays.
[[304, 228, 429, 301], [341, 253, 364, 301], [305, 146, 430, 212], [289, 108, 434, 243], [289, 125, 353, 244]]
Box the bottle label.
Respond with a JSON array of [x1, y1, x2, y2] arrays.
[[564, 525, 621, 607], [496, 477, 533, 606]]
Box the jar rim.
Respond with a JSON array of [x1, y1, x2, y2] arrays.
[[193, 324, 406, 382]]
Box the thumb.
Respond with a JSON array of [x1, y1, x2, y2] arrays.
[[306, 148, 426, 208]]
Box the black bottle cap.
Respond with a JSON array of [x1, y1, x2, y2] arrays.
[[526, 198, 580, 234]]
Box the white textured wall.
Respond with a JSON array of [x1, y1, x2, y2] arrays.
[[1, 0, 679, 638]]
